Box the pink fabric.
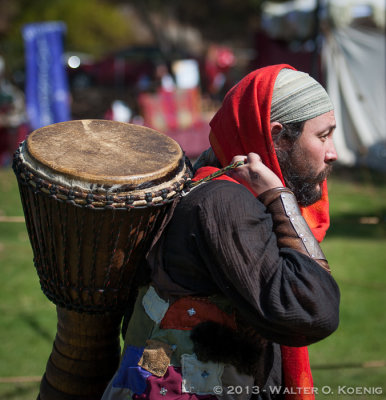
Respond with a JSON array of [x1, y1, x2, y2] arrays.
[[133, 366, 215, 400]]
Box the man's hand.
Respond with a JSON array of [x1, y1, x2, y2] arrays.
[[229, 153, 284, 196]]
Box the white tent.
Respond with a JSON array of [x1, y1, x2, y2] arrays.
[[261, 0, 386, 171], [322, 0, 386, 170]]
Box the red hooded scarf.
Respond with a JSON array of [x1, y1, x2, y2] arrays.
[[203, 64, 330, 399]]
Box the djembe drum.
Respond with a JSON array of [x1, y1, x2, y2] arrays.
[[13, 120, 192, 400]]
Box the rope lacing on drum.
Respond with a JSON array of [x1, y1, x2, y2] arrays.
[[12, 147, 193, 210]]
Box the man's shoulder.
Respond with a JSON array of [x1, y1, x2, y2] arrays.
[[181, 179, 264, 212], [189, 179, 251, 198]]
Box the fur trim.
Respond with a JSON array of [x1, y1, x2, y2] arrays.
[[190, 320, 271, 378]]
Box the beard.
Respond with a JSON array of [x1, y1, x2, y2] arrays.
[[276, 146, 333, 207]]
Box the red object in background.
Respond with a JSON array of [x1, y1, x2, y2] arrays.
[[83, 52, 156, 86], [216, 47, 235, 70], [204, 45, 235, 96], [67, 46, 163, 88], [0, 123, 29, 166], [138, 88, 210, 159], [252, 32, 322, 81]]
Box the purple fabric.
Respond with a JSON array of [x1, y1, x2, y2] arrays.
[[22, 22, 71, 130], [133, 366, 216, 400], [113, 346, 152, 394]]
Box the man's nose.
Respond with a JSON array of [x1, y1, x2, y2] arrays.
[[325, 140, 338, 163]]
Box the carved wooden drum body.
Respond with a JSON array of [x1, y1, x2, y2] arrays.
[[13, 120, 191, 399]]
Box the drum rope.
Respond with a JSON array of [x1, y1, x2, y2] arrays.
[[75, 206, 86, 301], [104, 208, 118, 294], [12, 148, 193, 209], [60, 201, 71, 305], [90, 209, 104, 304], [118, 219, 137, 294], [105, 209, 124, 309], [31, 190, 46, 280], [187, 160, 245, 190], [47, 196, 60, 293]]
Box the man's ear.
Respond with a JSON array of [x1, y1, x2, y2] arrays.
[[270, 122, 283, 148]]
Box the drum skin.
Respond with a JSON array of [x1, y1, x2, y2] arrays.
[[26, 119, 184, 186], [13, 120, 192, 400]]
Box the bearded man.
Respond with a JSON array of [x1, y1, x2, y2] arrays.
[[102, 65, 340, 400]]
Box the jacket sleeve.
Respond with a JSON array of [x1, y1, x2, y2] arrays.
[[193, 181, 340, 347]]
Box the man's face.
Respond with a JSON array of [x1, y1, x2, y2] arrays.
[[278, 110, 338, 207]]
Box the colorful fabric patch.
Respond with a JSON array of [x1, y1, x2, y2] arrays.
[[138, 339, 173, 377], [160, 297, 237, 331], [181, 354, 224, 395], [133, 366, 216, 400], [113, 346, 152, 394], [143, 286, 170, 324]]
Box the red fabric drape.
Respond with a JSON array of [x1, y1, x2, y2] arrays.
[[203, 64, 332, 399]]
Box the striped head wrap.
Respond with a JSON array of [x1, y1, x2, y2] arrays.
[[270, 68, 333, 123]]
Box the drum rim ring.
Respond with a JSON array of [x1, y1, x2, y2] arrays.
[[13, 145, 193, 209]]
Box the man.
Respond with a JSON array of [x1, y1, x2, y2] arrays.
[[102, 64, 340, 400]]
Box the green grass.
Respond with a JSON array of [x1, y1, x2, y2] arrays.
[[0, 167, 57, 400], [1, 166, 386, 399], [308, 168, 386, 399]]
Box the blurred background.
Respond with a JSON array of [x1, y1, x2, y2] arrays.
[[0, 0, 385, 399]]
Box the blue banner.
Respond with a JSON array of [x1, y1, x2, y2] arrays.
[[22, 21, 71, 130]]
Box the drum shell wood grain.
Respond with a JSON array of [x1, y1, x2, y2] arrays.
[[17, 180, 167, 312]]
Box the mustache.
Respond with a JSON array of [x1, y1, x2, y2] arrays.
[[285, 163, 333, 185], [305, 163, 333, 184]]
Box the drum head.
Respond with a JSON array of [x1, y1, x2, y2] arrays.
[[26, 120, 183, 186]]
